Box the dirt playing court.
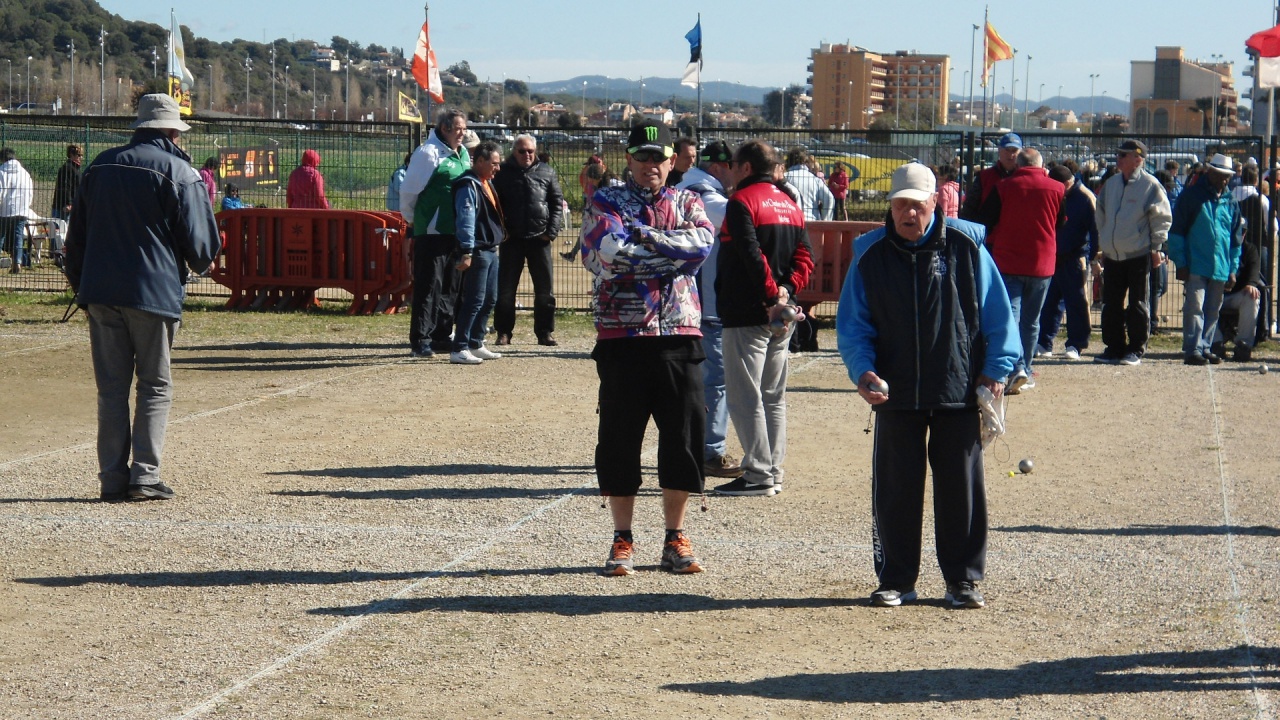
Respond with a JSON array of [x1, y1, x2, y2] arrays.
[[1, 297, 1277, 719]]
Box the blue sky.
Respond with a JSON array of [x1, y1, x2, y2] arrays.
[[102, 0, 1274, 105]]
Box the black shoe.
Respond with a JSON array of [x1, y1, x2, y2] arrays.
[[100, 489, 129, 503], [712, 477, 776, 496], [1233, 345, 1253, 363], [560, 251, 576, 261], [1093, 351, 1122, 365], [1210, 342, 1227, 358], [945, 581, 985, 609], [1204, 351, 1223, 365], [410, 346, 434, 358], [870, 587, 917, 607], [1184, 353, 1208, 366], [128, 482, 175, 500], [537, 334, 558, 347], [495, 333, 512, 346]]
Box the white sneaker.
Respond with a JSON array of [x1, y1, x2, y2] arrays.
[[1064, 346, 1081, 361], [1007, 368, 1029, 395], [1034, 343, 1054, 358], [470, 345, 502, 360], [449, 349, 483, 365]]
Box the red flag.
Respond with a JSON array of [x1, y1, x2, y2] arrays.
[[1246, 23, 1280, 87], [982, 21, 1013, 88], [411, 21, 444, 104]]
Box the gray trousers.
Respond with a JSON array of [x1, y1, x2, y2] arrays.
[[722, 324, 792, 487], [87, 305, 178, 494]]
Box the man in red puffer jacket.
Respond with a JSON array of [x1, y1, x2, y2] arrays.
[[286, 148, 330, 209], [979, 147, 1064, 393]]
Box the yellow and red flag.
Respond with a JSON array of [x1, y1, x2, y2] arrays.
[[982, 20, 1013, 88], [410, 21, 445, 104]]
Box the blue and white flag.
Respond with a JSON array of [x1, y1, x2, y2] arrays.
[[681, 18, 701, 89]]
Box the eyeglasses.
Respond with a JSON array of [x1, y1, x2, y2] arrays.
[[516, 148, 536, 154], [630, 150, 669, 164]]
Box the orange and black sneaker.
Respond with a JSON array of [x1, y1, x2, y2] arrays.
[[604, 536, 635, 576], [660, 533, 703, 574]]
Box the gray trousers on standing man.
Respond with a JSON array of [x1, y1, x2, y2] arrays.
[[722, 324, 793, 490], [87, 305, 178, 495]]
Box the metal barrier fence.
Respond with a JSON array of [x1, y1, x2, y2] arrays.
[[2, 116, 1273, 333]]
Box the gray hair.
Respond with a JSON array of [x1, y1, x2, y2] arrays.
[[513, 133, 537, 148], [1016, 148, 1043, 168], [435, 108, 466, 133]]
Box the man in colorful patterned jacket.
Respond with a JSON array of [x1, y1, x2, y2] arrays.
[[580, 120, 714, 577]]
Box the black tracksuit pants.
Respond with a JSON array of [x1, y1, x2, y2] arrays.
[[871, 407, 987, 590]]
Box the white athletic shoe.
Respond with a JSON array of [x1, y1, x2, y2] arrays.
[[470, 345, 502, 360], [1034, 343, 1054, 358], [449, 349, 483, 365], [1064, 346, 1081, 361]]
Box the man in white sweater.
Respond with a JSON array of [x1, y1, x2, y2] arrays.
[[0, 148, 34, 272]]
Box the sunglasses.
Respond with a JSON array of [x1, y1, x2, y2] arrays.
[[630, 150, 669, 163]]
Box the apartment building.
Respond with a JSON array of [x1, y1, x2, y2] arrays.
[[808, 43, 949, 130]]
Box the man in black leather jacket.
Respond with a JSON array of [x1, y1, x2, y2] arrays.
[[492, 134, 564, 346]]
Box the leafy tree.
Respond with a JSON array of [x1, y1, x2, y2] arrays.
[[447, 61, 476, 86], [556, 111, 580, 128], [504, 78, 528, 97]]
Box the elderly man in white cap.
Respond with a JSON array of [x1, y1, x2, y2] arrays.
[[836, 162, 1019, 610], [1167, 153, 1244, 365], [64, 93, 221, 502]]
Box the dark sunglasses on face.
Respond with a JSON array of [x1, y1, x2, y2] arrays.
[[630, 150, 668, 163]]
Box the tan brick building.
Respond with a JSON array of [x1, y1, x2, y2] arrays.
[[1130, 47, 1238, 135], [808, 43, 949, 130]]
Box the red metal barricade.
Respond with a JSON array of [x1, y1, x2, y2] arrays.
[[210, 209, 410, 315], [796, 221, 883, 307]]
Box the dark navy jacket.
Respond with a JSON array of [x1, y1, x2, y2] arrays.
[[1057, 181, 1099, 258], [66, 130, 220, 319], [836, 209, 1019, 411]]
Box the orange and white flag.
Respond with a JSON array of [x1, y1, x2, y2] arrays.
[[982, 20, 1013, 88], [410, 21, 444, 104]]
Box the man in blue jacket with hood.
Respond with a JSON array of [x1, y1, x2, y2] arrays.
[[65, 94, 221, 502], [837, 162, 1020, 610]]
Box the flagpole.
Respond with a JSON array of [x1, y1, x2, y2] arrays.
[[423, 2, 432, 125], [695, 13, 702, 140], [981, 7, 989, 129]]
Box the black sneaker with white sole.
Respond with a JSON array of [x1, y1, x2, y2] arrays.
[[128, 482, 175, 500], [870, 587, 917, 607], [712, 477, 776, 496], [945, 581, 985, 609]]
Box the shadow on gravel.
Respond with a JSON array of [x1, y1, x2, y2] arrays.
[[179, 341, 403, 352], [172, 354, 394, 372], [0, 496, 103, 504], [307, 592, 862, 617], [269, 464, 596, 480], [663, 645, 1280, 703], [785, 387, 856, 394], [997, 524, 1280, 537], [15, 566, 598, 588], [273, 486, 586, 500]]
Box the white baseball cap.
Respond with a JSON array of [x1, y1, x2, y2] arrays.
[[888, 162, 937, 202]]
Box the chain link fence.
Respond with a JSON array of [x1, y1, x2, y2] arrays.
[[2, 116, 1273, 331]]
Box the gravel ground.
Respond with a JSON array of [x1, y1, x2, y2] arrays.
[[1, 304, 1277, 719]]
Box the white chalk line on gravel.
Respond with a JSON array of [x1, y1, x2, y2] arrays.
[[173, 351, 840, 718], [1206, 367, 1272, 719], [0, 339, 81, 356], [0, 357, 411, 473]]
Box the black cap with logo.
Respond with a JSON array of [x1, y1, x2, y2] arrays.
[[627, 121, 674, 157], [700, 140, 732, 163]]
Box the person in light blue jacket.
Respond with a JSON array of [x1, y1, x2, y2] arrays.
[[1167, 154, 1243, 365]]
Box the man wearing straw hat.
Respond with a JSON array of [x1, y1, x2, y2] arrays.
[[65, 93, 221, 502]]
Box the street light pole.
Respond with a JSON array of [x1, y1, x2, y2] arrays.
[[312, 64, 317, 120], [68, 40, 75, 115], [152, 46, 158, 78], [847, 79, 853, 130], [270, 45, 276, 119], [345, 55, 350, 121], [99, 27, 107, 115], [207, 63, 213, 111], [1089, 73, 1099, 132], [1023, 55, 1032, 128], [244, 56, 252, 115], [26, 55, 32, 114], [1209, 53, 1224, 134], [582, 79, 587, 121], [968, 24, 978, 128], [284, 65, 289, 119]]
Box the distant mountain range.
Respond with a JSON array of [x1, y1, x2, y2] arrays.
[[953, 93, 1132, 117], [531, 76, 774, 106]]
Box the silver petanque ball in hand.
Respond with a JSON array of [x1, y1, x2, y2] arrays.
[[868, 379, 889, 395], [778, 305, 798, 322], [1018, 458, 1034, 474]]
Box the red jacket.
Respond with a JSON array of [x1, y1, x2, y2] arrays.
[[286, 149, 330, 209], [827, 168, 849, 200], [981, 166, 1064, 278], [717, 176, 814, 328]]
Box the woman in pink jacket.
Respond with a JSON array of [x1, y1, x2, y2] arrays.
[[286, 149, 330, 209]]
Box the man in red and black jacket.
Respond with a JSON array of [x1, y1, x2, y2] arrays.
[[960, 132, 1021, 221], [713, 139, 814, 496]]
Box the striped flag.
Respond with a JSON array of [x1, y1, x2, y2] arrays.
[[982, 20, 1013, 88], [681, 18, 702, 89], [1247, 23, 1280, 88]]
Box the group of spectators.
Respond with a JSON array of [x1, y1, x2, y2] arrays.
[[0, 144, 82, 272]]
